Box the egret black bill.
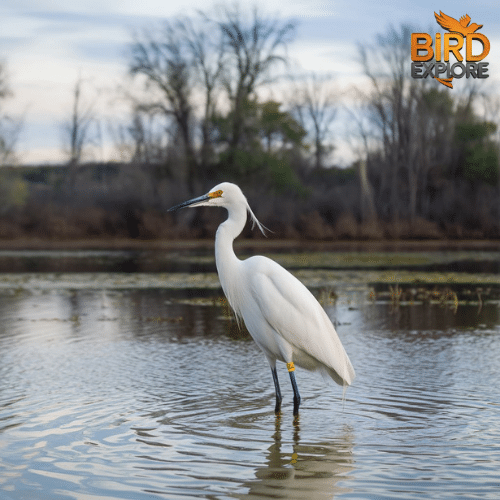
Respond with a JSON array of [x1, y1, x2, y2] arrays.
[[168, 194, 211, 212]]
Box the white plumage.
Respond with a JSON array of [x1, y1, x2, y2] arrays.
[[169, 182, 355, 415]]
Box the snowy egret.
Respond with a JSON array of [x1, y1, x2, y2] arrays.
[[169, 182, 355, 415]]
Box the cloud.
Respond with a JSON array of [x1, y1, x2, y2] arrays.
[[2, 0, 499, 164]]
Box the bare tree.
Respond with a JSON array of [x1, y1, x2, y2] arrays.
[[478, 90, 500, 227], [216, 4, 295, 167], [344, 101, 379, 224], [129, 108, 172, 165], [292, 73, 337, 170], [0, 62, 10, 105], [0, 62, 21, 165], [62, 77, 97, 166], [130, 21, 197, 191], [127, 5, 295, 183], [61, 77, 100, 198], [358, 24, 428, 230], [181, 16, 225, 172]]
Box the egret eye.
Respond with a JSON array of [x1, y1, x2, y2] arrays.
[[209, 189, 223, 199]]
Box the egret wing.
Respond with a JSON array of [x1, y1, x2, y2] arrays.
[[246, 256, 355, 385]]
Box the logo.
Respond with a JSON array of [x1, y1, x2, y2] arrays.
[[411, 11, 490, 88]]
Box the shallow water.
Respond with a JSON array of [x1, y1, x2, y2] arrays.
[[1, 249, 500, 499]]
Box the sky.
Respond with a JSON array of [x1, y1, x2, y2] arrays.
[[1, 0, 499, 166]]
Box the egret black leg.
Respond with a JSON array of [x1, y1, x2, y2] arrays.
[[287, 362, 301, 416], [271, 367, 282, 414]]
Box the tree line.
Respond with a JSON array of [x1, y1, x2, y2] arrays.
[[0, 6, 499, 241]]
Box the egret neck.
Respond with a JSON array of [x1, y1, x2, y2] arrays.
[[214, 200, 247, 317]]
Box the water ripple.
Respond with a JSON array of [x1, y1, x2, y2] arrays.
[[1, 288, 500, 499]]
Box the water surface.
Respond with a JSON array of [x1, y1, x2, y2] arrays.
[[1, 249, 499, 499]]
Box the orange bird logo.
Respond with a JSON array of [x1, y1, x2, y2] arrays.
[[432, 12, 484, 89], [434, 11, 483, 36]]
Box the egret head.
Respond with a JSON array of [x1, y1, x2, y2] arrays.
[[167, 182, 242, 210], [168, 182, 266, 234]]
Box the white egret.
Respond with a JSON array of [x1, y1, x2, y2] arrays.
[[169, 182, 355, 415]]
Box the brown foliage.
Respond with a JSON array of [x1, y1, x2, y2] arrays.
[[297, 211, 334, 240], [334, 213, 358, 240]]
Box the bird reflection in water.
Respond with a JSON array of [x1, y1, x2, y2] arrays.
[[236, 417, 355, 499]]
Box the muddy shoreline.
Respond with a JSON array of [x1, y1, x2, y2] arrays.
[[0, 237, 498, 252]]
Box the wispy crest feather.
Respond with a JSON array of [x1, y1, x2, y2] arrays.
[[246, 202, 269, 236]]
